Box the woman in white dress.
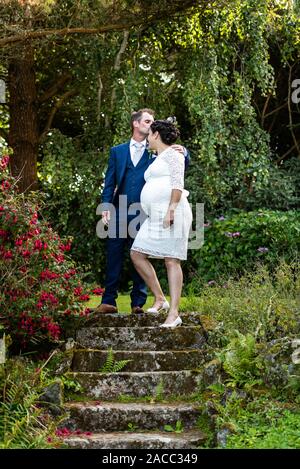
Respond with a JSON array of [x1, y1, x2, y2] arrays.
[[130, 119, 192, 328]]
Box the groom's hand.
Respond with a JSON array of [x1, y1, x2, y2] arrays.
[[170, 144, 185, 155], [102, 210, 110, 226]]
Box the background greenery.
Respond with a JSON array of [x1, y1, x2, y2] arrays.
[[1, 1, 300, 450], [10, 0, 296, 288]]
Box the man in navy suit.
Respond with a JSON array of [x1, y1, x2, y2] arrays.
[[97, 109, 189, 314]]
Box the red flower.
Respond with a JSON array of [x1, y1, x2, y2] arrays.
[[3, 250, 13, 259], [59, 242, 72, 252], [34, 239, 43, 251], [92, 287, 104, 295], [64, 269, 76, 279], [53, 253, 64, 263], [1, 180, 11, 191], [0, 155, 10, 169], [74, 286, 83, 296], [79, 294, 90, 301], [0, 229, 8, 238], [40, 270, 60, 281], [21, 249, 32, 258]]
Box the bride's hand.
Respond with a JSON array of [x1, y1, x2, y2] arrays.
[[163, 209, 174, 228]]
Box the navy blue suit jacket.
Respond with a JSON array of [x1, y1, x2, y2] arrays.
[[101, 141, 190, 208]]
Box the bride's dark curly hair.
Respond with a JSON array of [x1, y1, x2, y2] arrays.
[[150, 119, 180, 145]]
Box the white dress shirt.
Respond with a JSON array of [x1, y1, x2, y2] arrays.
[[130, 138, 147, 166]]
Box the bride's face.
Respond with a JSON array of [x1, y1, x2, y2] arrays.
[[147, 129, 158, 150]]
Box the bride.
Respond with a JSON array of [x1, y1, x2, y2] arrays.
[[130, 119, 192, 327]]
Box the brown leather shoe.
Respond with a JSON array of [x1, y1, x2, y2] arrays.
[[131, 306, 145, 314], [95, 303, 118, 314]]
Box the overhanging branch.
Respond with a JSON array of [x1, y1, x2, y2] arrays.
[[39, 73, 72, 103], [0, 0, 201, 48], [0, 24, 132, 48]]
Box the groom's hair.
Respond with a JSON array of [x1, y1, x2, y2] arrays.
[[131, 108, 155, 132]]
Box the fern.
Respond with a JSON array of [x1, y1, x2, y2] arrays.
[[153, 379, 164, 401], [218, 331, 263, 388], [99, 348, 131, 373], [0, 358, 62, 448]]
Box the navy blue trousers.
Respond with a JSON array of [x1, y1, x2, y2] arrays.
[[101, 210, 147, 308]]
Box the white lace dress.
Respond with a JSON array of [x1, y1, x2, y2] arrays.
[[131, 148, 192, 260]]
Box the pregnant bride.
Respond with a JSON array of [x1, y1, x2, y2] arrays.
[[130, 118, 192, 328]]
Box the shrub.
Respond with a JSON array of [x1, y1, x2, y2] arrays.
[[183, 261, 300, 340], [38, 130, 107, 284], [0, 153, 98, 352], [189, 209, 300, 286]]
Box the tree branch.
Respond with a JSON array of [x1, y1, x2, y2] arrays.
[[97, 72, 103, 124], [276, 141, 300, 164], [263, 100, 288, 119], [38, 73, 72, 103], [105, 30, 129, 129], [0, 0, 200, 48], [39, 89, 77, 142], [261, 93, 272, 126], [0, 25, 132, 48]]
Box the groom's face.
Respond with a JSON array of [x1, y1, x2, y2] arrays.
[[137, 112, 154, 137]]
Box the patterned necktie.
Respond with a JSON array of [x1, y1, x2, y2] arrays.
[[132, 142, 144, 166]]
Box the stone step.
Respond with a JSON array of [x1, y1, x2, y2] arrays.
[[63, 401, 201, 432], [76, 326, 205, 351], [63, 429, 205, 449], [72, 349, 206, 372], [66, 370, 202, 399], [84, 311, 203, 328]]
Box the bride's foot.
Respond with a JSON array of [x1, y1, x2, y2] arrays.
[[147, 297, 169, 313], [160, 312, 182, 328]]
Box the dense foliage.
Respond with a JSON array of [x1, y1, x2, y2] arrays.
[[0, 152, 103, 352], [0, 357, 62, 448], [188, 209, 300, 287], [22, 0, 297, 284]]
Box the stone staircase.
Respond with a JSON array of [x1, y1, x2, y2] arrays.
[[62, 311, 209, 449]]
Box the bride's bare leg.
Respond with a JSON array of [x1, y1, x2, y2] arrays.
[[130, 251, 165, 306], [163, 257, 182, 324]]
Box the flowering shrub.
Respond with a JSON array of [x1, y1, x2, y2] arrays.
[[189, 209, 300, 287], [0, 153, 101, 351]]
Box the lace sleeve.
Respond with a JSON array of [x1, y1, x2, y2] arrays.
[[164, 149, 184, 191]]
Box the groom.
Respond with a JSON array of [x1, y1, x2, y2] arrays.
[[97, 109, 189, 314]]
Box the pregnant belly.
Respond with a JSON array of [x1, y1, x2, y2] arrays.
[[141, 180, 171, 211]]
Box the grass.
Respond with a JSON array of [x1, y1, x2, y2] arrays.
[[85, 294, 190, 313], [216, 395, 300, 448]]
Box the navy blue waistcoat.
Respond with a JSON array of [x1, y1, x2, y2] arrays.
[[116, 151, 149, 206]]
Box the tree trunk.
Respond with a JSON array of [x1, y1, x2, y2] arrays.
[[8, 45, 39, 192]]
